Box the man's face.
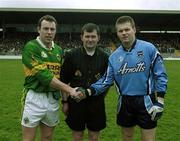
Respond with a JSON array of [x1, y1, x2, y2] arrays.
[[38, 20, 56, 46], [81, 30, 100, 50], [116, 22, 136, 47]]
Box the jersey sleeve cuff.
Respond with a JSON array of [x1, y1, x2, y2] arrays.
[[89, 87, 96, 96]]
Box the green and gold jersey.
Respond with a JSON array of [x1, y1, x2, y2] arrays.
[[22, 39, 63, 92]]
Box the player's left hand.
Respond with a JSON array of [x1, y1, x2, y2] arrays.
[[150, 99, 164, 121]]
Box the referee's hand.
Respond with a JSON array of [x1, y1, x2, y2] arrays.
[[71, 87, 91, 102]]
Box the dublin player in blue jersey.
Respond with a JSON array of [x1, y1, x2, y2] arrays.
[[75, 16, 168, 141]]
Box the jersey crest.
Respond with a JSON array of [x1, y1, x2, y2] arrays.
[[137, 51, 144, 57], [41, 51, 48, 58]]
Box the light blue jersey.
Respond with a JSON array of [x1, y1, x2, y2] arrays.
[[91, 39, 167, 97]]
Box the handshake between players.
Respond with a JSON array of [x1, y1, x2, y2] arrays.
[[72, 87, 164, 121], [72, 87, 91, 102]]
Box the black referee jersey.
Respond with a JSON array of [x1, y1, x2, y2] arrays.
[[60, 47, 108, 90]]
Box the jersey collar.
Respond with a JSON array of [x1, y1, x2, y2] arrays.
[[36, 36, 55, 51], [122, 39, 137, 52], [81, 46, 98, 57]]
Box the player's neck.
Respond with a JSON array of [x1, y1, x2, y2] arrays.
[[123, 38, 136, 51], [46, 43, 52, 49]]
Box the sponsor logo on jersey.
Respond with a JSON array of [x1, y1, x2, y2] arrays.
[[46, 62, 60, 78], [118, 61, 146, 75]]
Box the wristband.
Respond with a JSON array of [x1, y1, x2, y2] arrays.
[[157, 92, 165, 98]]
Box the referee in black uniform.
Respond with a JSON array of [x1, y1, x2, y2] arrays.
[[60, 23, 109, 141]]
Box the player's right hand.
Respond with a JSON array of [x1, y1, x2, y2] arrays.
[[72, 87, 91, 102]]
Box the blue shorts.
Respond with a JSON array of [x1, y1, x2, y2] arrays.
[[117, 94, 157, 129]]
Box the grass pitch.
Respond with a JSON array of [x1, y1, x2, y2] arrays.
[[0, 60, 179, 141]]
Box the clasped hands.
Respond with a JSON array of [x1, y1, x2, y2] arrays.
[[70, 87, 90, 102], [70, 88, 165, 121]]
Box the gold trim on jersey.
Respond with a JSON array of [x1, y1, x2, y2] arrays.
[[23, 64, 47, 76], [24, 62, 60, 79]]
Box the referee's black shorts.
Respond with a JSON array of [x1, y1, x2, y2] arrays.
[[117, 94, 157, 129], [66, 96, 106, 131]]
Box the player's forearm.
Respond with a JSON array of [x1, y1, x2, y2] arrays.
[[50, 77, 73, 94]]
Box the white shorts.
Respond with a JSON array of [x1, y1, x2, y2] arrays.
[[21, 89, 60, 128]]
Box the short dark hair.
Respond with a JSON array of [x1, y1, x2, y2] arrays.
[[37, 15, 57, 27], [81, 23, 100, 36], [115, 16, 135, 29]]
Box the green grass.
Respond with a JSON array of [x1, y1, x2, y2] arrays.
[[0, 60, 180, 141]]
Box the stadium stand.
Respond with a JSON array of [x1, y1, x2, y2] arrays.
[[0, 11, 180, 58]]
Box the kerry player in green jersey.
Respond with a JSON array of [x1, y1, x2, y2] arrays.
[[21, 15, 79, 141]]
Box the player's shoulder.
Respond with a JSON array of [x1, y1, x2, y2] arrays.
[[137, 39, 156, 49], [52, 45, 63, 59], [25, 39, 38, 46], [137, 39, 158, 54], [54, 43, 62, 49], [23, 39, 38, 51], [53, 43, 63, 51], [109, 45, 122, 58]]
